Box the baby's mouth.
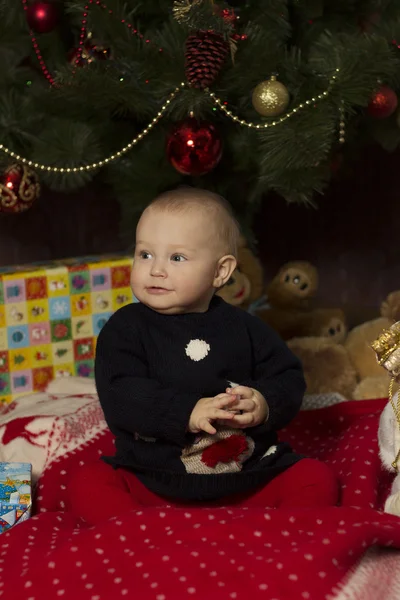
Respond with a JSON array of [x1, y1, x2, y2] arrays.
[[146, 286, 172, 293], [234, 286, 245, 299]]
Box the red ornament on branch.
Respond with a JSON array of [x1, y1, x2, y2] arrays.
[[0, 164, 41, 214], [220, 8, 237, 26], [166, 118, 223, 176], [68, 40, 111, 67], [232, 33, 248, 42], [26, 1, 59, 34], [367, 85, 398, 119]]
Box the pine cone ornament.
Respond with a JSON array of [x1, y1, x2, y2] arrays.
[[185, 30, 229, 89]]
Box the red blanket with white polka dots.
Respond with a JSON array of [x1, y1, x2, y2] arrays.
[[2, 398, 400, 600]]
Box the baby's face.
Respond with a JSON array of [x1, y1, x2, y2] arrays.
[[131, 208, 221, 314]]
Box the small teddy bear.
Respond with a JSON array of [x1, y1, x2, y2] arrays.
[[266, 261, 318, 310], [371, 321, 400, 515], [257, 261, 347, 342]]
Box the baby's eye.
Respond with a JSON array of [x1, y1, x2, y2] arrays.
[[139, 251, 152, 259], [171, 254, 186, 262]]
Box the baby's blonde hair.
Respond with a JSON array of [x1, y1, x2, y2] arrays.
[[146, 186, 241, 257]]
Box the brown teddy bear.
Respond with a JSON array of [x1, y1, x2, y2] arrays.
[[345, 291, 400, 399], [217, 236, 264, 310], [258, 306, 347, 343], [287, 336, 357, 398], [288, 291, 400, 400], [256, 261, 347, 343], [266, 261, 318, 310], [218, 254, 347, 344]]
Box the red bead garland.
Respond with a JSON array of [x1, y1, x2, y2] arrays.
[[22, 0, 56, 85], [22, 0, 155, 86], [23, 0, 245, 86], [70, 4, 89, 78]]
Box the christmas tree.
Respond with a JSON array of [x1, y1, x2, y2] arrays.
[[0, 0, 399, 237]]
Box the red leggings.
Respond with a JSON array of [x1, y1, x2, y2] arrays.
[[68, 459, 338, 526]]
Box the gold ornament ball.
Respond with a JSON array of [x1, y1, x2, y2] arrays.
[[252, 76, 290, 117]]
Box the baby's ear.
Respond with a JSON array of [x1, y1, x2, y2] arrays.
[[213, 255, 237, 289]]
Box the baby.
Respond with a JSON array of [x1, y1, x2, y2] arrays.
[[69, 187, 338, 524]]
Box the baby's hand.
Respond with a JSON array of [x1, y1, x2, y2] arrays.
[[225, 386, 268, 428], [188, 394, 237, 435]]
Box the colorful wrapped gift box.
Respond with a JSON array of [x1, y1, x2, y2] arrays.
[[0, 255, 134, 404], [0, 462, 32, 533]]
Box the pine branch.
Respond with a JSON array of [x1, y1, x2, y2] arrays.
[[0, 0, 399, 233], [0, 2, 31, 62], [171, 0, 234, 38], [257, 103, 337, 174], [369, 112, 400, 151], [52, 61, 161, 120], [269, 165, 330, 205], [31, 119, 103, 190], [104, 129, 182, 240], [309, 32, 400, 108], [0, 90, 43, 150]]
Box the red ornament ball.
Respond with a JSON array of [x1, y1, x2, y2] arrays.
[[232, 33, 248, 41], [166, 118, 223, 176], [367, 85, 398, 119], [26, 1, 59, 34], [0, 164, 41, 214], [220, 8, 237, 26]]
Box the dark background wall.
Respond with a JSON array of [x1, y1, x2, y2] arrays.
[[0, 182, 124, 265], [254, 145, 400, 321], [1, 145, 399, 321]]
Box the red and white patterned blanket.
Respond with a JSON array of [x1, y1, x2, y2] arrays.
[[1, 397, 400, 600]]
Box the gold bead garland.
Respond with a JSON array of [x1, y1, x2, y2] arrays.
[[207, 69, 340, 129], [0, 70, 340, 173], [389, 376, 400, 471], [338, 100, 345, 144], [0, 85, 184, 173]]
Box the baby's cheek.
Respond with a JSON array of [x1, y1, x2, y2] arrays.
[[130, 267, 142, 287]]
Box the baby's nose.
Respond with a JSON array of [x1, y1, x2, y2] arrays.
[[150, 261, 167, 276]]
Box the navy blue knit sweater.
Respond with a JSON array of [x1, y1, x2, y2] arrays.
[[95, 296, 306, 500]]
